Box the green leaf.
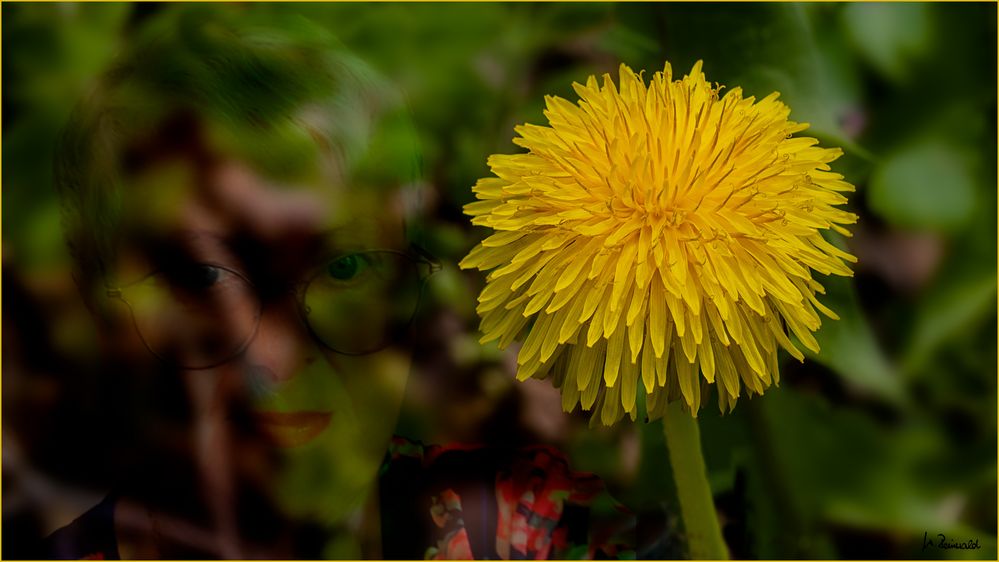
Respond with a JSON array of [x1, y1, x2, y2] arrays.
[[754, 390, 997, 558], [868, 140, 977, 234], [841, 3, 934, 83], [902, 268, 997, 377], [809, 275, 906, 407], [598, 22, 660, 64]]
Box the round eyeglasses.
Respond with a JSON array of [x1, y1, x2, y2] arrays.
[[105, 248, 441, 369]]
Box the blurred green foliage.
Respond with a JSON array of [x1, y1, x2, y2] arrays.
[[3, 3, 996, 559]]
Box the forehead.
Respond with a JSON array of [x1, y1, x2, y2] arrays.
[[123, 97, 418, 220], [119, 150, 409, 259], [105, 95, 417, 280]]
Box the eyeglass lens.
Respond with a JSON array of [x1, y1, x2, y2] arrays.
[[303, 251, 422, 355]]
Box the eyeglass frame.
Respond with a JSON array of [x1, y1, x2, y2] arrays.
[[104, 244, 442, 369]]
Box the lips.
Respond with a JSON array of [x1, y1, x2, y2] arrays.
[[252, 411, 332, 448]]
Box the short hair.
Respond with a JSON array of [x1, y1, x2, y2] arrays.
[[55, 9, 423, 305]]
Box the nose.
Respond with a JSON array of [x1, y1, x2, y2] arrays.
[[243, 296, 319, 385]]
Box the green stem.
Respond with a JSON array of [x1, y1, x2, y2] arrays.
[[663, 400, 729, 560]]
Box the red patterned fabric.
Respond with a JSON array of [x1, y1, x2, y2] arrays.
[[386, 439, 635, 560]]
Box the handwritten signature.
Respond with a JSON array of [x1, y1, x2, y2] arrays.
[[922, 532, 981, 551]]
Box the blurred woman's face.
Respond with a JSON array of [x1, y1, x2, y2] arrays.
[[103, 118, 418, 533]]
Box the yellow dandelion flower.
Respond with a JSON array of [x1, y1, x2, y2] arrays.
[[460, 62, 858, 425]]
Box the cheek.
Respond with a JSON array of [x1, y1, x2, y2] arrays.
[[98, 299, 156, 366], [332, 348, 410, 437]]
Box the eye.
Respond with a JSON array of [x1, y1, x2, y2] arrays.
[[327, 254, 369, 281], [174, 264, 223, 290]]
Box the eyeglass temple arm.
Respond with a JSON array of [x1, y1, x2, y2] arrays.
[[410, 244, 443, 274]]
